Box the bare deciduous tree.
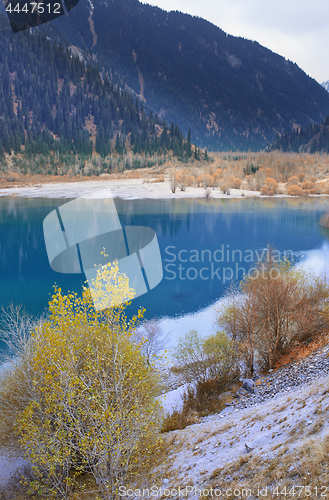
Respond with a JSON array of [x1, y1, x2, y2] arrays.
[[217, 251, 329, 372], [134, 318, 168, 365], [169, 170, 177, 193]]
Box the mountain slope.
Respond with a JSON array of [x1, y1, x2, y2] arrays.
[[322, 81, 329, 92], [162, 373, 329, 496], [39, 0, 329, 151], [158, 343, 329, 495], [269, 114, 329, 153], [0, 16, 188, 163]]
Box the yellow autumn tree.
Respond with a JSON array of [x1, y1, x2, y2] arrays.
[[0, 261, 163, 499]]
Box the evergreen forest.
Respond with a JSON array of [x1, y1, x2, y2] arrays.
[[0, 15, 189, 164]]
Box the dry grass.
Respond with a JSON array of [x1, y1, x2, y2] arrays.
[[3, 151, 329, 197], [161, 377, 239, 433], [161, 408, 201, 433], [158, 365, 329, 500], [205, 431, 329, 500]]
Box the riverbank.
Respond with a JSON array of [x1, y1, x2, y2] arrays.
[[0, 176, 261, 199], [1, 175, 329, 201], [2, 150, 329, 200]]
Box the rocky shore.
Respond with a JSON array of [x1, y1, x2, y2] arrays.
[[229, 343, 329, 412]]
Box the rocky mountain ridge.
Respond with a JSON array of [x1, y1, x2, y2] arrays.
[[37, 0, 329, 151]]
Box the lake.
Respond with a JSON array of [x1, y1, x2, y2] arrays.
[[1, 196, 329, 344]]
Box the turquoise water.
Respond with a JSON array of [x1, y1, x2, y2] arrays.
[[1, 196, 329, 324]]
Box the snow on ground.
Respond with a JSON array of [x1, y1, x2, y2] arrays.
[[158, 374, 329, 497], [0, 456, 28, 487], [159, 384, 189, 414], [0, 178, 260, 200], [295, 241, 329, 281]]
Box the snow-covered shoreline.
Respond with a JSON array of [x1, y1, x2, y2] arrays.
[[1, 176, 328, 202], [0, 178, 262, 200]]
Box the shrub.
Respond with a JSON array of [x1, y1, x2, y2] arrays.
[[161, 392, 200, 433], [286, 184, 302, 196], [183, 377, 232, 416], [161, 376, 235, 432], [260, 185, 270, 196], [0, 263, 163, 499], [213, 168, 222, 183], [173, 330, 238, 386], [308, 188, 320, 195], [0, 304, 42, 451], [176, 169, 190, 191], [288, 175, 299, 185], [264, 177, 278, 189], [261, 177, 278, 196], [153, 176, 165, 183], [228, 175, 242, 189], [301, 181, 314, 190], [133, 318, 167, 365], [201, 173, 212, 188], [195, 175, 203, 187]]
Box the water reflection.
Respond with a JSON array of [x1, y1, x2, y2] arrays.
[[0, 197, 328, 322]]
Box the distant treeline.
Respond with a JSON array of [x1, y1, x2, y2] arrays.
[[269, 115, 329, 154]]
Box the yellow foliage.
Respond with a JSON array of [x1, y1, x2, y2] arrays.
[[2, 262, 163, 498]]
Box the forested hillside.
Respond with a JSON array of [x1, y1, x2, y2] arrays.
[[0, 15, 188, 160], [40, 0, 329, 151], [268, 115, 329, 153]]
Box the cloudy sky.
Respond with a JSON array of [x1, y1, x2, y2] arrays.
[[142, 0, 329, 84]]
